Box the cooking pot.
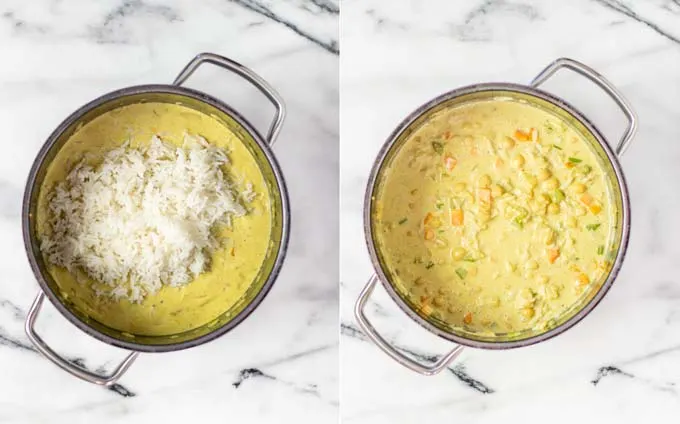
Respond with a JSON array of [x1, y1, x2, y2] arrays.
[[22, 53, 290, 385], [355, 58, 637, 375]]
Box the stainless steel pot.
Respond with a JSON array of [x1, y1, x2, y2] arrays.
[[22, 53, 290, 386], [355, 58, 637, 375]]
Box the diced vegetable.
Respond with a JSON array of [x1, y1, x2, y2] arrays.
[[586, 223, 601, 231], [424, 229, 435, 240], [455, 268, 468, 279], [432, 141, 444, 154], [580, 193, 594, 206], [597, 245, 604, 255], [579, 165, 592, 175], [547, 247, 560, 264], [463, 312, 473, 324], [577, 273, 589, 286], [451, 208, 464, 226], [444, 155, 457, 171], [552, 189, 566, 203], [552, 144, 563, 150], [589, 204, 602, 215], [444, 130, 452, 140], [452, 247, 467, 261], [398, 217, 408, 225], [568, 157, 582, 163], [530, 128, 539, 142], [514, 129, 532, 141], [424, 213, 434, 225]]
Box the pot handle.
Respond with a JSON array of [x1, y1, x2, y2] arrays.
[[172, 52, 286, 145], [25, 292, 139, 386], [530, 57, 638, 157], [354, 275, 464, 376]]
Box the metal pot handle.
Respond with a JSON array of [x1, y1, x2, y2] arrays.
[[530, 57, 638, 157], [172, 52, 286, 145], [354, 275, 464, 376], [25, 292, 139, 386]]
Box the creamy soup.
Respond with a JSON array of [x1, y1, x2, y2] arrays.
[[374, 98, 616, 335], [37, 102, 271, 336]]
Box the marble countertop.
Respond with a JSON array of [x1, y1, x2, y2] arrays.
[[0, 0, 338, 423], [341, 0, 680, 422]]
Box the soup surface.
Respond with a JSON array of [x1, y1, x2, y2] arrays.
[[37, 102, 272, 336], [374, 98, 616, 336]]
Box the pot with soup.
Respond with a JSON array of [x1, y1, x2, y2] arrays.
[[22, 53, 289, 386], [355, 58, 637, 375]]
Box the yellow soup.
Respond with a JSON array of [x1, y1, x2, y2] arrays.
[[374, 98, 615, 336], [37, 102, 271, 336]]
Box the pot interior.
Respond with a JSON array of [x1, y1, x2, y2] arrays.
[[24, 87, 287, 351], [368, 86, 628, 347]]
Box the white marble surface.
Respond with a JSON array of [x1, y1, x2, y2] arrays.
[[341, 0, 680, 422], [0, 0, 338, 423]]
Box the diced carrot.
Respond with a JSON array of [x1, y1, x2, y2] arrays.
[[424, 229, 435, 240], [547, 247, 560, 264], [565, 161, 575, 169], [580, 193, 594, 206], [577, 273, 590, 286], [514, 129, 531, 141], [444, 130, 452, 140], [424, 212, 434, 225], [463, 312, 473, 324], [444, 155, 457, 171], [478, 188, 492, 204], [451, 209, 464, 226], [420, 295, 430, 304], [589, 204, 602, 215]]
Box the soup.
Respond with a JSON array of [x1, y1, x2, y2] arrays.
[[373, 98, 616, 335], [36, 102, 272, 336]]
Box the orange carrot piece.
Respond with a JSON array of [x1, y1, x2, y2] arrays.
[[577, 273, 590, 285], [565, 161, 575, 169], [589, 204, 602, 215], [444, 155, 457, 171], [580, 193, 594, 206], [547, 247, 560, 264], [514, 129, 531, 141], [424, 229, 435, 240], [424, 212, 434, 225], [463, 312, 473, 324], [451, 209, 464, 226]]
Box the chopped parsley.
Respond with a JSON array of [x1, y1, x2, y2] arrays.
[[586, 223, 601, 231], [568, 157, 582, 163], [398, 217, 408, 225], [552, 144, 563, 150], [597, 245, 604, 255]]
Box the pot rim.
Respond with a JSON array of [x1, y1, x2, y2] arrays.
[[363, 82, 631, 350], [22, 84, 290, 353]]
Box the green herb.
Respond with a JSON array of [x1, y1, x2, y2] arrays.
[[586, 223, 601, 231], [463, 256, 478, 262], [568, 157, 582, 163], [398, 218, 408, 225], [552, 144, 563, 150], [435, 202, 444, 210], [579, 164, 592, 175], [512, 216, 526, 229], [455, 268, 468, 279], [597, 245, 604, 255], [553, 189, 565, 203], [425, 261, 435, 269], [431, 141, 444, 154]]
